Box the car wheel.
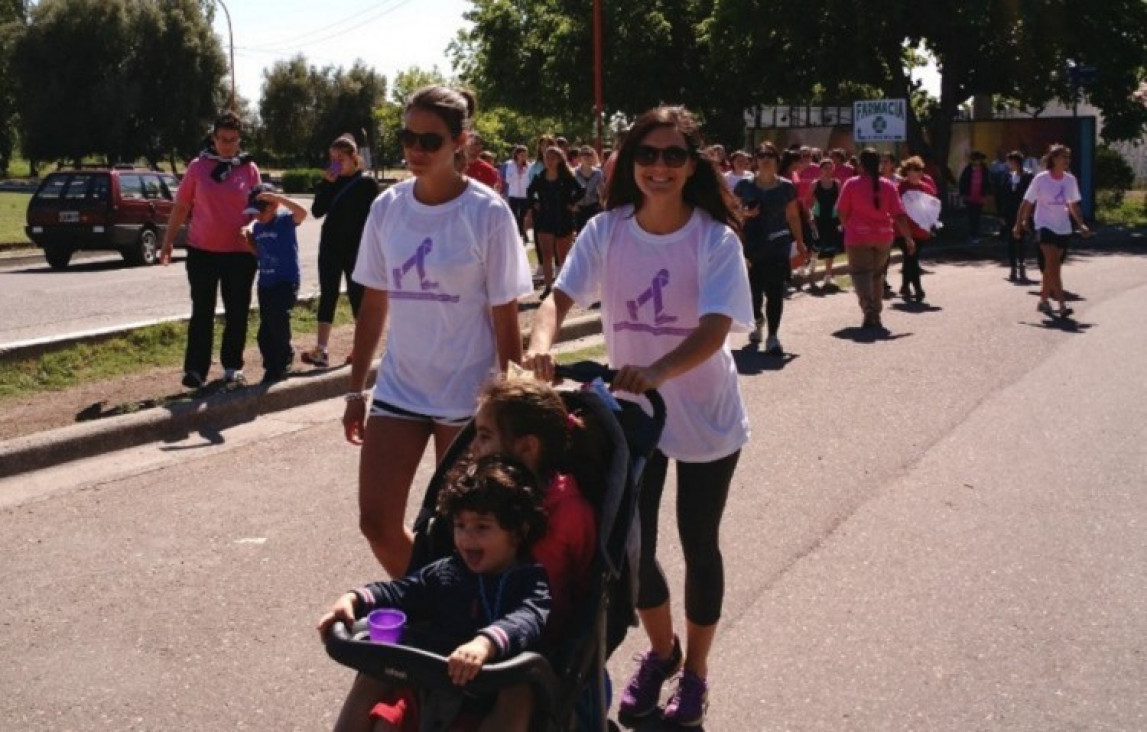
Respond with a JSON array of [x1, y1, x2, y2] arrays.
[[44, 244, 72, 270], [124, 228, 159, 266]]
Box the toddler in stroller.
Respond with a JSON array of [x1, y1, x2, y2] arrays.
[[324, 362, 665, 731]]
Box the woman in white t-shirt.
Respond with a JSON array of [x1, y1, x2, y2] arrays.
[[525, 106, 752, 728], [343, 85, 532, 577], [1012, 144, 1091, 318]]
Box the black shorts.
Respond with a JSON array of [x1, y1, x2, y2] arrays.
[[1038, 228, 1071, 248]]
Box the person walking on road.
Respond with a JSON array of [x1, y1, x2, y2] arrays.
[[1013, 144, 1091, 318], [525, 105, 753, 728], [342, 85, 533, 578], [959, 151, 993, 243], [160, 111, 260, 389], [996, 151, 1034, 282], [733, 143, 807, 355], [897, 156, 939, 303], [836, 148, 915, 330], [303, 134, 380, 369], [527, 146, 583, 300]]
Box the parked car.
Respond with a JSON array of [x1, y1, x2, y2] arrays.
[[24, 167, 188, 270]]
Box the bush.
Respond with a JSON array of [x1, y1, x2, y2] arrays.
[[280, 168, 324, 194], [1094, 145, 1134, 207]]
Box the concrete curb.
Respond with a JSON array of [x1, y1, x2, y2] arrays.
[[0, 313, 604, 479]]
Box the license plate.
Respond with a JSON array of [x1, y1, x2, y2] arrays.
[[58, 211, 79, 223]]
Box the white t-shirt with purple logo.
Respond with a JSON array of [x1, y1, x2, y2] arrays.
[[556, 206, 753, 462], [354, 179, 533, 420], [1023, 171, 1081, 235]]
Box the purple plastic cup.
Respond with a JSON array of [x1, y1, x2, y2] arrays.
[[367, 608, 406, 644]]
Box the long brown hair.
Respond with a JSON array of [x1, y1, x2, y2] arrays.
[[605, 106, 741, 234]]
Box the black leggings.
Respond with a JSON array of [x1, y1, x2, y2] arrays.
[[508, 197, 530, 241], [748, 259, 787, 335], [317, 242, 363, 324], [1005, 228, 1026, 272], [901, 237, 926, 295], [637, 448, 741, 626]]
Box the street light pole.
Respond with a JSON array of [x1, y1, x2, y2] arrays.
[[215, 0, 236, 111], [593, 0, 603, 154]]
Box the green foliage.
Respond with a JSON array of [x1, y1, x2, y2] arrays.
[[280, 169, 325, 194], [259, 56, 386, 167], [9, 0, 226, 165], [1094, 145, 1134, 208], [373, 65, 448, 168], [0, 1, 28, 175], [0, 191, 30, 244]]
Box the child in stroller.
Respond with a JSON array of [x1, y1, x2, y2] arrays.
[[324, 362, 666, 731], [318, 454, 551, 731]]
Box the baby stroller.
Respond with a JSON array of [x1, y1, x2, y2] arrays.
[[325, 361, 666, 731]]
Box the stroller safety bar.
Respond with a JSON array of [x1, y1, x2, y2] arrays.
[[554, 361, 666, 427], [325, 619, 560, 700]]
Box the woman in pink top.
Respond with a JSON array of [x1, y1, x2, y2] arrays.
[[958, 150, 993, 243], [836, 148, 914, 329], [160, 111, 261, 388]]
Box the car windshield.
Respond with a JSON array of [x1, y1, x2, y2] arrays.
[[33, 173, 110, 202], [33, 175, 70, 201]]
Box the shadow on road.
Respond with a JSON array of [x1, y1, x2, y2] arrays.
[[12, 253, 187, 275], [890, 301, 943, 314], [832, 327, 914, 344], [618, 711, 707, 731], [734, 346, 798, 374], [1019, 317, 1095, 334]]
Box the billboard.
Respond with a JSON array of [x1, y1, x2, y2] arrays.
[[853, 99, 908, 142]]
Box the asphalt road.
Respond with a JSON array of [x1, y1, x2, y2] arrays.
[[0, 198, 323, 346], [2, 250, 1146, 730]]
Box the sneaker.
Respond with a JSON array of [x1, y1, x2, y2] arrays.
[[748, 318, 763, 343], [764, 336, 783, 356], [823, 275, 836, 290], [662, 670, 709, 727], [181, 371, 205, 390], [301, 346, 329, 368], [1058, 305, 1074, 318], [223, 369, 246, 386], [1037, 300, 1054, 316], [618, 637, 683, 718]]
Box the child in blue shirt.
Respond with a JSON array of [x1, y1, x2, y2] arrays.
[[318, 454, 551, 732], [243, 183, 307, 384]]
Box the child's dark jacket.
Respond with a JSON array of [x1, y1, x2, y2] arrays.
[[351, 556, 551, 660]]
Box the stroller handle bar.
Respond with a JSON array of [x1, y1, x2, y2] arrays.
[[325, 619, 558, 698], [554, 361, 666, 427]]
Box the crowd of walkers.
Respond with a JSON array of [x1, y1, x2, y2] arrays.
[[160, 86, 1091, 730]]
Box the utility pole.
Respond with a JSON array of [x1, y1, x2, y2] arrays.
[[593, 0, 603, 154], [215, 0, 236, 111]]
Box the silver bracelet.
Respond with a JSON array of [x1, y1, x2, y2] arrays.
[[343, 391, 368, 402]]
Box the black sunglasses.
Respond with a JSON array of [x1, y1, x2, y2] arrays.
[[397, 128, 448, 152], [634, 144, 691, 168], [755, 150, 778, 160]]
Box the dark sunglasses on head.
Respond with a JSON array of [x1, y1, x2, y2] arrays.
[[397, 128, 447, 152], [755, 150, 778, 160], [634, 144, 691, 168]]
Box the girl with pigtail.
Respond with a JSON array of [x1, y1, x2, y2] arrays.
[[836, 148, 915, 330]]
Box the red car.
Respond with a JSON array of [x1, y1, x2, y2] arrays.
[[25, 167, 188, 270]]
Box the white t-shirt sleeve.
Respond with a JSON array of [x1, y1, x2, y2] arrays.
[[352, 194, 392, 291], [1065, 174, 1082, 203], [698, 224, 755, 333], [554, 215, 607, 306], [483, 198, 533, 305], [1022, 173, 1043, 204]]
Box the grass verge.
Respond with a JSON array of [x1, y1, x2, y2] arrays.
[[1097, 190, 1147, 227], [556, 342, 607, 365], [0, 298, 356, 402], [0, 192, 31, 245]]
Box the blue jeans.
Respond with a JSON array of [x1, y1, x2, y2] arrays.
[[257, 281, 298, 374]]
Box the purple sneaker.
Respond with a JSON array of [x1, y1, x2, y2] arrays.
[[617, 636, 683, 718], [662, 669, 709, 727]]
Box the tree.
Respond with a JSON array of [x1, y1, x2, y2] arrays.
[[10, 0, 225, 166], [0, 0, 28, 175], [373, 65, 447, 167], [260, 56, 386, 167], [451, 0, 712, 134]]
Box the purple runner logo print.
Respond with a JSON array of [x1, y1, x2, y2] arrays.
[[615, 268, 692, 336], [390, 237, 460, 303]]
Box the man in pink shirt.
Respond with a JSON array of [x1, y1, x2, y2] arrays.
[[465, 133, 502, 192], [161, 111, 261, 388]]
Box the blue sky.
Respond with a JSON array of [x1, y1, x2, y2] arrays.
[[213, 0, 470, 104]]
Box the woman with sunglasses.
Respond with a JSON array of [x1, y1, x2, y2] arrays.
[[525, 106, 752, 727], [734, 143, 808, 354], [342, 85, 532, 578], [1013, 144, 1091, 318], [527, 146, 584, 299]]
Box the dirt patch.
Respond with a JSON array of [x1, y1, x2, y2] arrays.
[[0, 325, 360, 443]]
